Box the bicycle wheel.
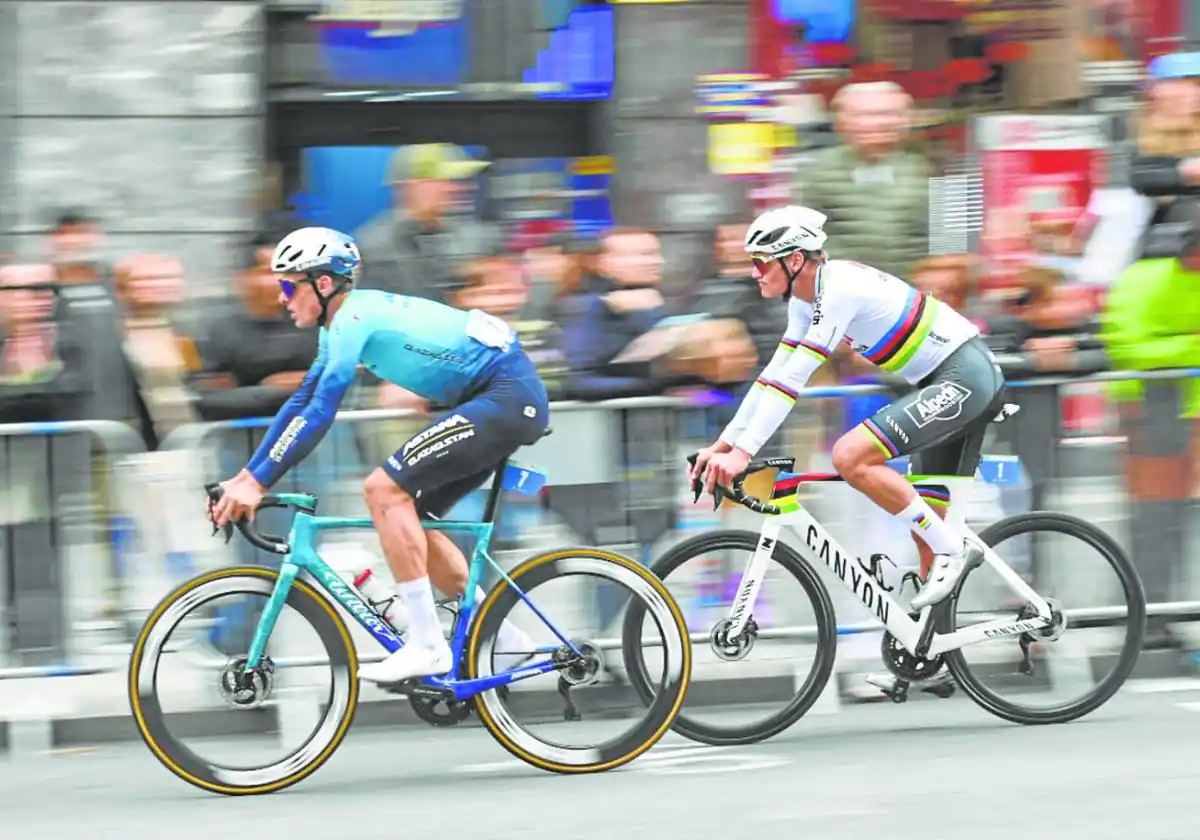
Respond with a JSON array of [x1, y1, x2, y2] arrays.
[[129, 566, 360, 795], [467, 547, 691, 773], [623, 530, 838, 746], [944, 512, 1147, 725]]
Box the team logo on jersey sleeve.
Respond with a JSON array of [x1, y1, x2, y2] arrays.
[[903, 382, 972, 428]]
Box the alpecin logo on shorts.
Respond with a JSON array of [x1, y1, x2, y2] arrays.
[[903, 382, 973, 429]]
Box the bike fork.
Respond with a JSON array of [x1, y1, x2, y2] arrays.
[[725, 518, 781, 638]]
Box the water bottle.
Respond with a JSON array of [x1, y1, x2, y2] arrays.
[[353, 567, 403, 629]]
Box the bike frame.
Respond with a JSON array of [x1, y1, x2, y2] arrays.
[[239, 467, 583, 702], [727, 477, 1054, 658]]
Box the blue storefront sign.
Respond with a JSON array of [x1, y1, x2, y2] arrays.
[[311, 0, 613, 99]]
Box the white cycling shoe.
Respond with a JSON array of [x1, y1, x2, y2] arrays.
[[908, 537, 985, 612], [357, 626, 537, 685], [359, 641, 453, 684]]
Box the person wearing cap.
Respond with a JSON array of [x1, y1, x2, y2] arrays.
[[353, 142, 496, 303]]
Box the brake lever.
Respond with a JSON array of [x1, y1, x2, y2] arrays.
[[686, 453, 704, 503], [204, 482, 235, 545], [686, 452, 731, 510]]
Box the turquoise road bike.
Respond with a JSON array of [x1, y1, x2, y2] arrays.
[[129, 433, 693, 796]]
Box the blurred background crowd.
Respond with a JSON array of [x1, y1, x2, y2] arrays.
[[4, 0, 1200, 698]]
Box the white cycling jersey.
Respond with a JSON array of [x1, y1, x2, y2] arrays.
[[720, 259, 979, 455]]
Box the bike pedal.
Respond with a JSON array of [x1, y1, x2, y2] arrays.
[[922, 682, 956, 700], [885, 680, 910, 704]]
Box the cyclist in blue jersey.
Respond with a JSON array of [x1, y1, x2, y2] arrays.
[[208, 227, 548, 684]]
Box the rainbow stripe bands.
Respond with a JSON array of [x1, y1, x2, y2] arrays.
[[916, 486, 951, 510], [797, 339, 831, 363], [861, 418, 900, 458], [780, 338, 800, 352], [762, 379, 798, 403], [913, 512, 932, 530], [863, 288, 939, 373]]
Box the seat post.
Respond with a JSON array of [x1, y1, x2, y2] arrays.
[[481, 457, 511, 524]]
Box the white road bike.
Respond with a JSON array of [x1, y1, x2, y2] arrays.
[[623, 406, 1147, 745]]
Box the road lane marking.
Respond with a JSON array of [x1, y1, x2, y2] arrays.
[[456, 742, 791, 776]]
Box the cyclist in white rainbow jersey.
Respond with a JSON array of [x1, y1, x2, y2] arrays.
[[690, 205, 1006, 626]]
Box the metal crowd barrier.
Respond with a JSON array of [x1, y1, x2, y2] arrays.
[[0, 420, 148, 677], [3, 368, 1200, 685]]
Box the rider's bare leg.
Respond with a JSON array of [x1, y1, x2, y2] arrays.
[[832, 427, 979, 611], [425, 530, 468, 596], [831, 429, 958, 540], [357, 469, 452, 682]]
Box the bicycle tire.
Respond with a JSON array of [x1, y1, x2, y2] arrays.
[[622, 530, 838, 746], [943, 511, 1147, 725], [128, 566, 360, 796], [467, 547, 692, 773]]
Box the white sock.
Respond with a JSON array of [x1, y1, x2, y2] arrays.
[[397, 577, 444, 651], [475, 586, 531, 654], [895, 498, 964, 556]]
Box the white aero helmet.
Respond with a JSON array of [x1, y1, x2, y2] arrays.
[[744, 205, 829, 260], [271, 226, 362, 279]]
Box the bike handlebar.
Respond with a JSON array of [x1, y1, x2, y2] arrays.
[[686, 452, 796, 517], [205, 483, 292, 555]]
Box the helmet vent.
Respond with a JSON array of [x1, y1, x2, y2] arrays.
[[756, 226, 789, 246]]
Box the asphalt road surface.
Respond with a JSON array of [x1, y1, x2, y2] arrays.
[[3, 687, 1198, 840]]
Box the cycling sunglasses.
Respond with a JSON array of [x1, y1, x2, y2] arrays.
[[750, 255, 777, 272], [277, 277, 313, 300]]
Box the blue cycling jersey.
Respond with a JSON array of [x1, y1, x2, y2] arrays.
[[245, 289, 517, 487]]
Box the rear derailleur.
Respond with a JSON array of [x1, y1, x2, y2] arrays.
[[1014, 597, 1066, 678], [552, 640, 604, 722]]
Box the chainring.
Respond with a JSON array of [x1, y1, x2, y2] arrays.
[[881, 631, 944, 682], [408, 691, 473, 727]]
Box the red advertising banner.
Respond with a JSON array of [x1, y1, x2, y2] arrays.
[[975, 114, 1110, 286]]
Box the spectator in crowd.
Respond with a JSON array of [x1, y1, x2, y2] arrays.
[[454, 250, 569, 399], [0, 264, 88, 607], [49, 210, 110, 291], [1097, 54, 1200, 651], [517, 231, 582, 325], [559, 227, 756, 400], [190, 233, 319, 422], [982, 262, 1104, 374], [1102, 210, 1200, 651], [688, 218, 787, 368], [111, 254, 214, 605], [0, 263, 85, 422], [793, 81, 931, 282], [44, 210, 143, 425], [354, 143, 497, 302], [114, 254, 198, 444]]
